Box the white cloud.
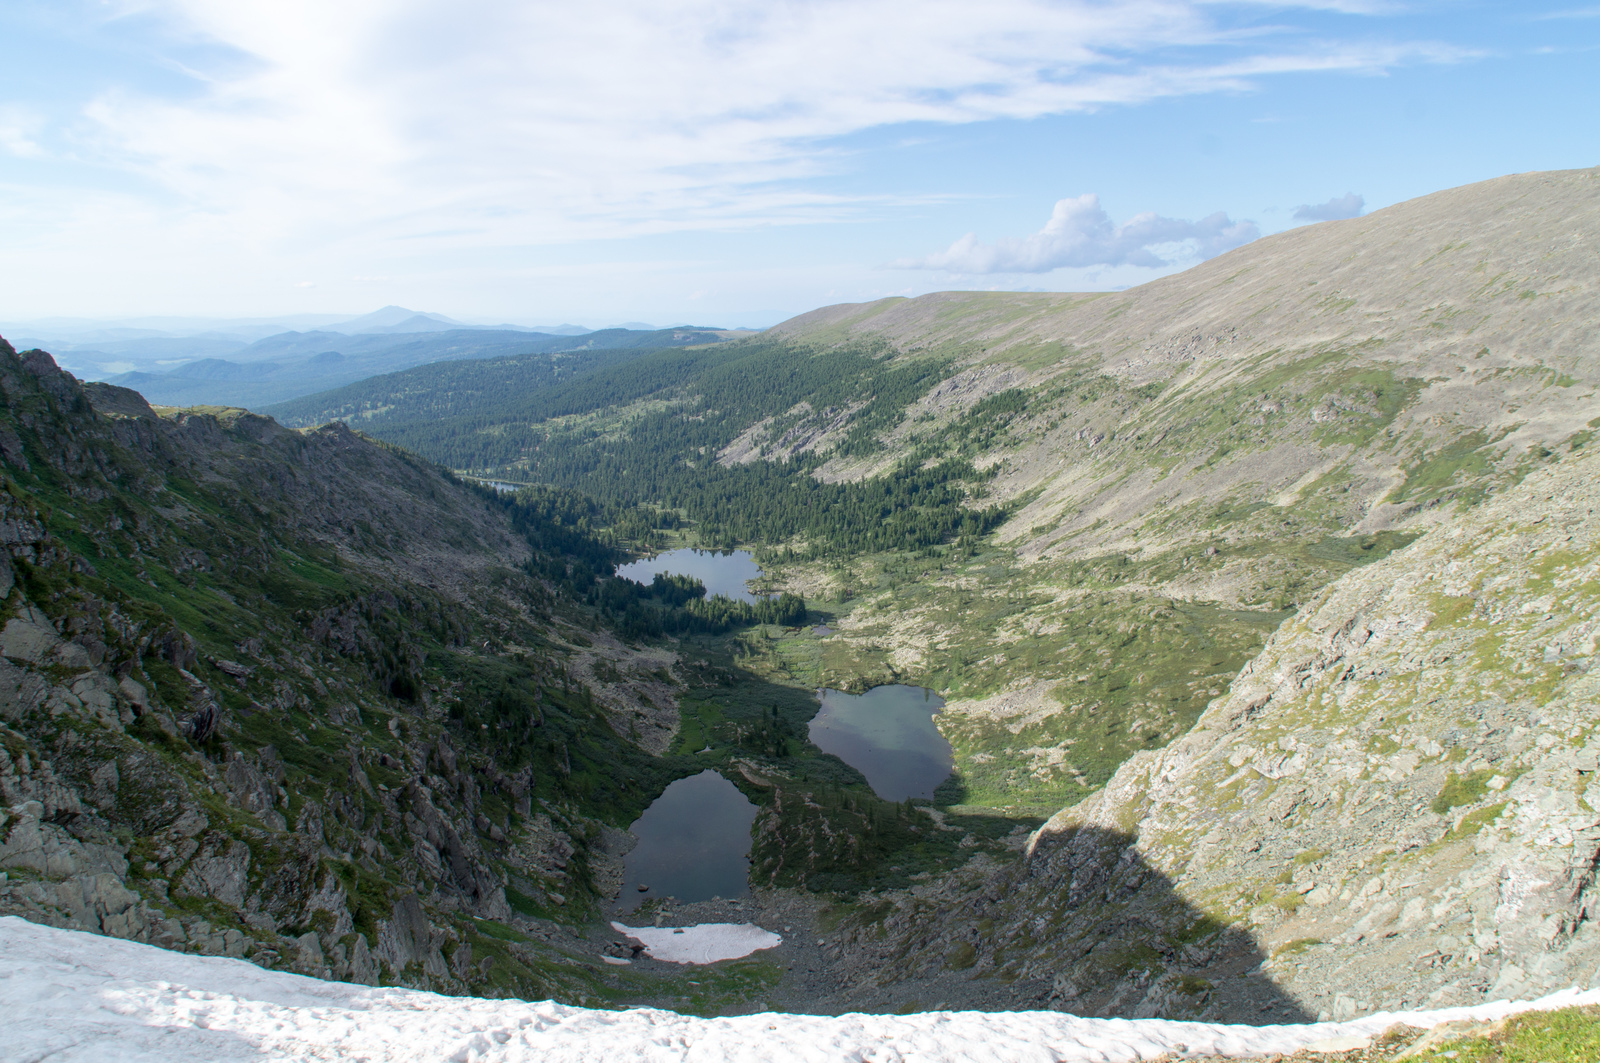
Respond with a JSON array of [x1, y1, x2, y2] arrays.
[[58, 1, 1460, 247], [0, 1, 1476, 317], [1293, 193, 1365, 221], [1532, 5, 1600, 18], [894, 194, 1259, 274], [0, 107, 46, 158], [1221, 0, 1402, 11]]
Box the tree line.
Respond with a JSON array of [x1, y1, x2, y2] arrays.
[[394, 339, 1007, 559]]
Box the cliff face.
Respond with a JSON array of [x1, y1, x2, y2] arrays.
[[832, 438, 1599, 1020], [0, 340, 663, 1004]]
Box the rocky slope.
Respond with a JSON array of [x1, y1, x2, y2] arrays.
[[749, 166, 1600, 811], [823, 434, 1600, 1020], [0, 338, 678, 1004], [279, 167, 1599, 858], [7, 166, 1596, 1024], [777, 166, 1600, 560]]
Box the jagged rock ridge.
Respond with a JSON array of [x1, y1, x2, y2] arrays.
[[0, 339, 670, 1003]]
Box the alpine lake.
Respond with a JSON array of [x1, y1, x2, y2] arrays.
[[617, 549, 954, 905]]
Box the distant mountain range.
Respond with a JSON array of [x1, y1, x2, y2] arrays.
[[0, 306, 592, 344], [0, 307, 749, 409], [311, 306, 594, 336], [0, 306, 633, 389], [95, 323, 743, 409]]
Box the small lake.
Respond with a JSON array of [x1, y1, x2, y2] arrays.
[[619, 770, 756, 909], [615, 548, 766, 604], [461, 476, 528, 493], [808, 685, 954, 802]]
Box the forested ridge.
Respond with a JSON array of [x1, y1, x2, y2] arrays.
[[486, 482, 808, 636], [335, 339, 1009, 558], [265, 345, 663, 428]]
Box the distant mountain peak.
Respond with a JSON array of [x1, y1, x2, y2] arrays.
[[328, 306, 462, 334]]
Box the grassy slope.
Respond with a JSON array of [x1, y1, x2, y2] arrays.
[[744, 168, 1600, 812], [46, 168, 1591, 937], [256, 169, 1597, 831], [0, 342, 723, 1006]]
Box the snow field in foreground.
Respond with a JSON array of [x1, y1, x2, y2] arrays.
[[3, 917, 1599, 1063]]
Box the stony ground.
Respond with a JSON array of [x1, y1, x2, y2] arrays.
[[8, 170, 1600, 1032], [799, 439, 1600, 1024]]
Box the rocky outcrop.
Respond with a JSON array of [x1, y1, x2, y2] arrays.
[[840, 441, 1600, 1020], [1020, 442, 1600, 1014], [0, 335, 655, 1002], [718, 400, 867, 468], [377, 892, 451, 980]]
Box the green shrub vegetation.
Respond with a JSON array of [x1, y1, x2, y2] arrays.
[[336, 339, 1005, 559], [1428, 1006, 1600, 1062], [1433, 770, 1495, 814]]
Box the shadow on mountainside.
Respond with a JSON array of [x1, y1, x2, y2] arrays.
[[1015, 824, 1314, 1023], [679, 725, 1310, 1021], [813, 823, 1315, 1023]]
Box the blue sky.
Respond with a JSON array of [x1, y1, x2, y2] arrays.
[[1, 1, 1596, 329]]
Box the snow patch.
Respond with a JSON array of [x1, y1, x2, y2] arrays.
[[609, 920, 782, 964], [6, 917, 1600, 1063]]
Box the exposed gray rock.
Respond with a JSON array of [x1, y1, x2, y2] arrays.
[[176, 834, 251, 907], [0, 607, 91, 671], [0, 802, 125, 879], [346, 932, 381, 986], [224, 754, 286, 830], [1004, 446, 1600, 1015], [376, 893, 450, 981]]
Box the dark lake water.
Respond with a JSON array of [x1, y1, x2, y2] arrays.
[[619, 770, 756, 909], [615, 548, 765, 604], [808, 685, 954, 801]]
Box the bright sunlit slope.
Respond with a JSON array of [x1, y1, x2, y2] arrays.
[[295, 167, 1600, 826], [776, 167, 1599, 369], [770, 165, 1600, 556], [825, 434, 1600, 1021]]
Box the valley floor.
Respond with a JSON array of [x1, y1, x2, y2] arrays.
[[597, 887, 1055, 1015]]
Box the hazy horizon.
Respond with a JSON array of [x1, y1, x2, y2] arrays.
[[2, 2, 1596, 326]]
